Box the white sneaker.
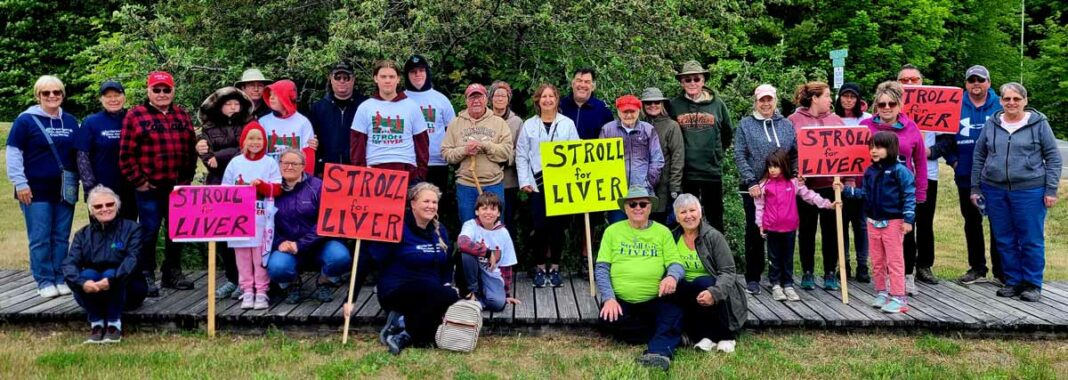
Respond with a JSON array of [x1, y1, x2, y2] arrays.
[[253, 294, 269, 310], [240, 293, 255, 309], [906, 274, 916, 296], [694, 338, 714, 352], [38, 285, 59, 298], [55, 284, 72, 296], [771, 285, 786, 301], [784, 286, 801, 302], [716, 340, 736, 353]]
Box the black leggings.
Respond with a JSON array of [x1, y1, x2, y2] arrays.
[[675, 276, 734, 342], [528, 186, 568, 266], [378, 280, 459, 346], [798, 188, 840, 275], [904, 179, 938, 274]]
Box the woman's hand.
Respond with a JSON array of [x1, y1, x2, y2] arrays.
[[832, 182, 844, 193], [1045, 196, 1058, 208], [600, 299, 623, 322], [342, 302, 354, 318], [16, 188, 32, 205], [697, 290, 715, 306], [902, 222, 913, 234], [82, 281, 100, 294], [827, 200, 842, 209], [196, 139, 210, 155], [279, 241, 298, 254], [969, 194, 982, 208], [97, 278, 110, 291], [658, 276, 677, 297], [505, 297, 522, 305], [748, 185, 762, 198], [137, 182, 156, 192], [521, 185, 535, 193], [251, 179, 264, 187], [308, 136, 319, 150], [206, 157, 218, 169]]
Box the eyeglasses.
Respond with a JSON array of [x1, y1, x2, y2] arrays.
[[38, 90, 63, 98], [151, 87, 173, 94], [333, 74, 353, 82], [1002, 97, 1024, 103], [91, 202, 116, 210], [967, 77, 987, 84], [627, 201, 650, 209], [898, 77, 922, 84], [876, 101, 899, 109], [280, 161, 304, 168], [681, 76, 703, 84]]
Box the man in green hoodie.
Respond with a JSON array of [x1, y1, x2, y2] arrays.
[[669, 60, 733, 232]]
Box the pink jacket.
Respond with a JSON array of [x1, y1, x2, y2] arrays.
[[859, 113, 928, 202], [754, 177, 833, 233], [788, 107, 849, 189]]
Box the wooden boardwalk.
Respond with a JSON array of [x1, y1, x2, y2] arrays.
[[2, 269, 1068, 335]]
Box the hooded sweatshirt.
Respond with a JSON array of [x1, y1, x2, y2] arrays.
[[754, 177, 832, 232], [403, 60, 456, 166], [6, 105, 79, 203], [369, 210, 454, 297], [499, 110, 524, 189], [598, 120, 665, 193], [787, 107, 846, 190], [845, 159, 917, 224], [76, 107, 126, 192], [971, 109, 1062, 197], [350, 91, 431, 181], [950, 88, 1001, 188], [860, 113, 929, 202], [259, 80, 315, 161], [440, 109, 513, 187], [645, 113, 684, 212], [669, 87, 734, 182], [733, 110, 797, 191], [197, 87, 253, 184]]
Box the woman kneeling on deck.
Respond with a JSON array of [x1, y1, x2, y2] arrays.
[[596, 186, 685, 371], [62, 185, 148, 344]]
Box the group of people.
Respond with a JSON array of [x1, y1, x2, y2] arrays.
[[5, 55, 1060, 369]]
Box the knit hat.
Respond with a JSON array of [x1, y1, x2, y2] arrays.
[[615, 95, 642, 112], [839, 82, 862, 97], [675, 60, 710, 80], [239, 120, 268, 160]]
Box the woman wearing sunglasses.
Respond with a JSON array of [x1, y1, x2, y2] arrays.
[[6, 75, 80, 299], [859, 81, 928, 296], [971, 82, 1061, 302]]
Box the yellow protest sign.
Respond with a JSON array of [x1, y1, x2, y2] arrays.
[[539, 138, 628, 216]]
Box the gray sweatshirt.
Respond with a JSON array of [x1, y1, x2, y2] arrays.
[[732, 111, 797, 191], [971, 109, 1062, 197]]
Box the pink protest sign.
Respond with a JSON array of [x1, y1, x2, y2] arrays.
[[168, 185, 257, 242]]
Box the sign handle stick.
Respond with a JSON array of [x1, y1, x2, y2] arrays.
[[584, 213, 595, 297], [472, 158, 483, 194], [833, 176, 849, 304], [207, 241, 216, 337], [342, 239, 362, 344]]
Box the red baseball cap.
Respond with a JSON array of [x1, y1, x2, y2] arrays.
[[147, 71, 175, 88], [464, 83, 487, 98], [615, 95, 642, 112]]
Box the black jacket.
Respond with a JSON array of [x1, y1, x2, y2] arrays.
[[309, 92, 367, 174], [62, 218, 142, 287]]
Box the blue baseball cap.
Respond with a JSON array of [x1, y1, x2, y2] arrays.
[[99, 80, 125, 95]]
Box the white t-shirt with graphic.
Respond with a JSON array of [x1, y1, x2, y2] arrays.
[[222, 155, 282, 248], [259, 112, 314, 161], [352, 97, 429, 166], [405, 89, 456, 166], [459, 219, 517, 274]]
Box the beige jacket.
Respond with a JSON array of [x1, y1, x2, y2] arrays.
[[441, 109, 514, 187]]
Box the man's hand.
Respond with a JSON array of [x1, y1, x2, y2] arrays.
[[748, 185, 762, 198], [279, 241, 298, 254], [465, 140, 481, 156], [902, 222, 914, 234], [658, 276, 677, 297], [600, 299, 623, 322], [16, 188, 32, 205], [1045, 196, 1058, 208], [137, 182, 156, 192], [308, 136, 319, 150]]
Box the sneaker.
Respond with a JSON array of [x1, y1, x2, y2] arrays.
[[313, 284, 336, 303], [161, 271, 194, 290], [996, 285, 1021, 298], [694, 338, 714, 352], [823, 275, 840, 291], [991, 277, 1006, 287], [636, 352, 671, 371], [38, 285, 59, 299], [84, 325, 105, 344], [783, 286, 801, 302], [1019, 286, 1042, 302], [871, 292, 890, 308], [215, 281, 238, 298], [548, 269, 563, 288], [386, 331, 412, 355], [240, 292, 255, 309], [716, 340, 737, 353], [55, 283, 72, 296], [379, 311, 403, 346], [533, 269, 547, 288], [770, 285, 786, 301], [855, 266, 871, 283], [102, 326, 122, 343], [905, 274, 916, 296], [957, 269, 987, 285], [916, 267, 940, 285], [144, 272, 160, 298], [880, 296, 909, 314], [230, 286, 244, 300], [253, 294, 270, 310], [800, 272, 816, 290], [746, 281, 761, 295], [283, 286, 302, 304]]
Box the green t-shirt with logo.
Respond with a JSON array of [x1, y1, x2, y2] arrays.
[[597, 221, 680, 303], [676, 236, 706, 281]]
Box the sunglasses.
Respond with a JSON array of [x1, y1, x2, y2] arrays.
[[151, 87, 173, 94], [333, 74, 353, 82], [627, 201, 650, 209], [876, 101, 899, 109], [1003, 97, 1024, 103], [91, 202, 116, 210], [967, 77, 988, 84], [681, 76, 703, 84], [898, 77, 922, 84], [38, 90, 63, 98]]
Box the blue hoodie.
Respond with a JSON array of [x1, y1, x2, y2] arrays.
[[369, 210, 454, 297], [6, 105, 79, 203], [950, 88, 1001, 188], [844, 159, 917, 225]]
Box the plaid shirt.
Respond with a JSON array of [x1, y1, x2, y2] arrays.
[[119, 101, 197, 187]]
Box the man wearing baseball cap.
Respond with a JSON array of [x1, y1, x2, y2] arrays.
[[440, 83, 513, 224], [235, 68, 272, 118], [599, 94, 665, 224], [954, 65, 1004, 286], [309, 61, 368, 175], [119, 71, 197, 295]]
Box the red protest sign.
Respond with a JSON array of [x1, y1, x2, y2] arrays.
[[317, 163, 409, 242], [798, 126, 872, 177], [902, 85, 963, 134], [168, 185, 257, 242]]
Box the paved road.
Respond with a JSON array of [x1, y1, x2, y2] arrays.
[[1060, 140, 1068, 169]]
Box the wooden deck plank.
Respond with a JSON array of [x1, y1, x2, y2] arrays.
[[513, 276, 536, 323], [931, 281, 1050, 329], [841, 280, 916, 326], [0, 276, 40, 308], [488, 273, 516, 324], [798, 278, 870, 328], [771, 281, 829, 328], [910, 283, 999, 328], [942, 281, 1065, 329], [568, 273, 600, 324], [554, 277, 581, 324], [353, 289, 382, 322], [0, 269, 25, 283], [533, 285, 557, 322]]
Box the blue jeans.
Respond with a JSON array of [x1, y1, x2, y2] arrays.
[[135, 186, 182, 275], [20, 201, 74, 288], [601, 296, 684, 358], [68, 268, 147, 323], [267, 240, 352, 288], [459, 254, 506, 312], [766, 231, 797, 287], [456, 182, 505, 224], [982, 184, 1047, 288]]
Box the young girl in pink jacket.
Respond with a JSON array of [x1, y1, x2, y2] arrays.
[[754, 149, 838, 302]]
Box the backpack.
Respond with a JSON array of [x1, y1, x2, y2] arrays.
[[434, 299, 483, 352]]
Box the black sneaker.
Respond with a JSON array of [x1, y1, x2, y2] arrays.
[[161, 271, 194, 290], [379, 311, 403, 345], [102, 326, 122, 343], [549, 269, 563, 288], [745, 281, 760, 295], [996, 285, 1021, 298], [85, 325, 105, 344], [313, 284, 335, 303], [386, 331, 412, 355], [1020, 287, 1041, 302], [856, 266, 871, 283], [916, 267, 940, 285], [533, 269, 547, 288], [636, 352, 671, 371], [957, 269, 987, 285], [144, 272, 160, 298], [283, 286, 303, 304]]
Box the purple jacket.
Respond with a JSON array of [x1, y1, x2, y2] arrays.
[[860, 113, 928, 203], [599, 120, 665, 192], [272, 174, 327, 252]]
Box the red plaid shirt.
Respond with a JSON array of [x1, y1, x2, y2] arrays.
[[119, 101, 197, 187]]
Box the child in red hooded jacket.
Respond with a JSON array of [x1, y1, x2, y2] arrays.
[[260, 80, 318, 161]]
